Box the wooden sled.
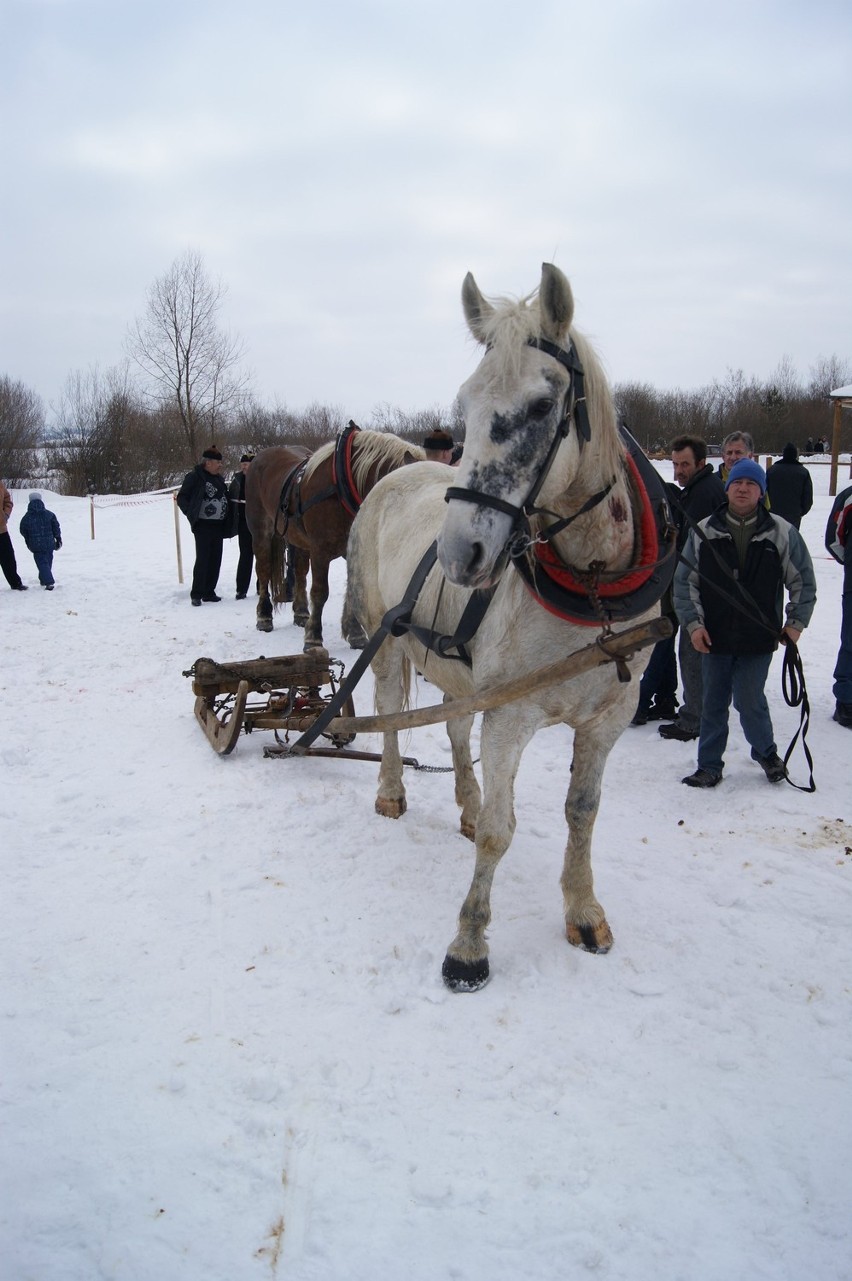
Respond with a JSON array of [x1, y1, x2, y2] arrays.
[[187, 649, 356, 757]]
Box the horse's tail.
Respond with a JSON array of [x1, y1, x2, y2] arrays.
[[269, 531, 289, 605]]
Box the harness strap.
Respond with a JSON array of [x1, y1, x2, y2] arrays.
[[405, 583, 496, 666], [527, 337, 591, 443], [276, 459, 309, 535], [287, 541, 442, 752], [444, 335, 591, 530]]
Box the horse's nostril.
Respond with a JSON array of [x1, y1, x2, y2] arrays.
[[467, 542, 485, 575]]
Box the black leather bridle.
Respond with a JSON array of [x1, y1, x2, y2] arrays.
[[443, 336, 608, 558]]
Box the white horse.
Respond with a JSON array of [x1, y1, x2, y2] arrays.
[[347, 263, 673, 990]]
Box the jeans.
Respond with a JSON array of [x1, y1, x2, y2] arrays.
[[697, 651, 776, 776], [675, 628, 704, 732], [833, 557, 852, 704]]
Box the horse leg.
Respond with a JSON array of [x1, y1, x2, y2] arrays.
[[442, 707, 536, 992], [444, 703, 480, 841], [255, 545, 274, 633], [302, 553, 329, 649], [341, 578, 368, 649], [374, 643, 410, 820], [291, 548, 310, 628], [561, 725, 617, 953]]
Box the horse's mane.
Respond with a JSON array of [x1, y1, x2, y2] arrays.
[[303, 431, 426, 492], [476, 289, 624, 483]]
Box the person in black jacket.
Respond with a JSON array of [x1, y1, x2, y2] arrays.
[[228, 453, 255, 599], [764, 444, 813, 529], [176, 447, 230, 606], [655, 436, 726, 742]]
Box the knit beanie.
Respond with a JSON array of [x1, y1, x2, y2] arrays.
[[202, 447, 223, 461], [781, 442, 798, 463], [240, 453, 255, 463], [29, 491, 43, 503], [725, 458, 766, 496]]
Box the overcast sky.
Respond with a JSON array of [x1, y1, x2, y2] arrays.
[[3, 0, 851, 425]]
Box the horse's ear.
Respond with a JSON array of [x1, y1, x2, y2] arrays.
[[539, 262, 574, 342], [462, 272, 493, 345], [402, 449, 419, 465]]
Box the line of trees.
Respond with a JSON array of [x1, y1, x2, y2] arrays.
[[616, 354, 852, 457], [1, 249, 849, 495]]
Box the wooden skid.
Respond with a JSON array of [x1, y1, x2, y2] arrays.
[[194, 681, 250, 756]]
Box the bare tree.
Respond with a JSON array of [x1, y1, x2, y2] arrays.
[[0, 376, 44, 483], [808, 354, 852, 399], [127, 249, 249, 462]]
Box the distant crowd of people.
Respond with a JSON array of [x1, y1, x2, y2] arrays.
[[4, 426, 850, 755]]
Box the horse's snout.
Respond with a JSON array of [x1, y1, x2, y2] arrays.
[[439, 502, 511, 589], [438, 532, 497, 589]]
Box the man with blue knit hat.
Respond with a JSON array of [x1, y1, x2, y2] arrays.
[[673, 458, 816, 788]]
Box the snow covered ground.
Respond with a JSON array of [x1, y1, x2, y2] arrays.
[[2, 464, 851, 1281]]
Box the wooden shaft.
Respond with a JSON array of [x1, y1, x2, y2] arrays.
[[322, 616, 671, 736]]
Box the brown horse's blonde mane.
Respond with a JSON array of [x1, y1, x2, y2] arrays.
[[303, 431, 426, 493]]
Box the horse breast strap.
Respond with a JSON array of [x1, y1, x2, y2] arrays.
[[513, 427, 677, 627]]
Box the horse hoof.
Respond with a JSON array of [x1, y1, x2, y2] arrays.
[[346, 632, 368, 650], [566, 920, 613, 953], [375, 796, 406, 819], [460, 820, 476, 842], [442, 954, 489, 992], [256, 620, 273, 633], [293, 615, 308, 629], [303, 639, 325, 653]]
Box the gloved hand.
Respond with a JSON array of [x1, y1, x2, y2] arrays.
[[54, 537, 62, 550]]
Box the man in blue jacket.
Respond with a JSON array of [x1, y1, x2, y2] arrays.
[[674, 459, 816, 788]]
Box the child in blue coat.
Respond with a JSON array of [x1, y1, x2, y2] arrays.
[[20, 493, 62, 589]]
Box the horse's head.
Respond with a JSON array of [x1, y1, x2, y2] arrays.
[[438, 262, 616, 590]]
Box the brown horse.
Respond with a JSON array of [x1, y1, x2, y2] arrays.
[[245, 427, 425, 649]]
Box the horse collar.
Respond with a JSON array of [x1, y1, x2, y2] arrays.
[[512, 427, 677, 627]]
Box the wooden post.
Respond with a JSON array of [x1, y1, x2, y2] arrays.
[[90, 495, 95, 540], [174, 493, 184, 584], [829, 399, 842, 497]]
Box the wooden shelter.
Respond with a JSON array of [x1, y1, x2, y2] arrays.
[[829, 384, 852, 495]]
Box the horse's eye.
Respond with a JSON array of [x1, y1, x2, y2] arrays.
[[529, 397, 555, 420]]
